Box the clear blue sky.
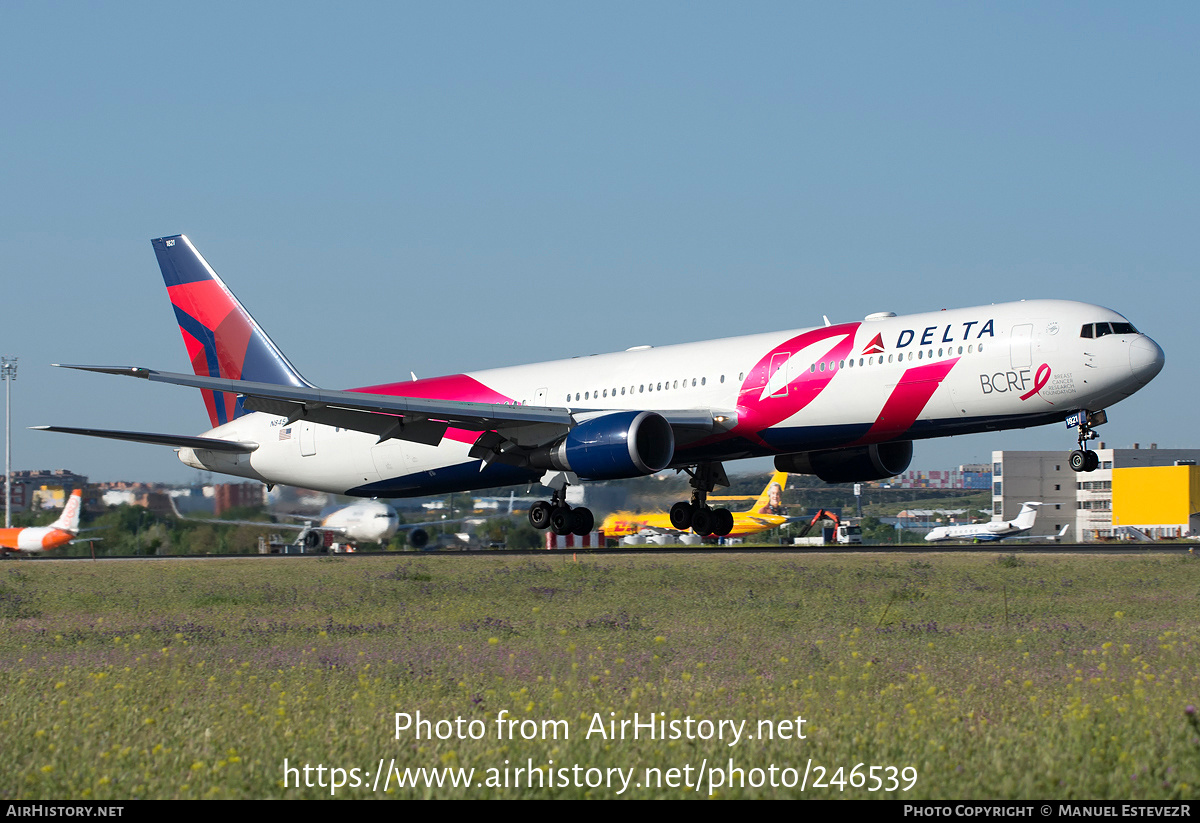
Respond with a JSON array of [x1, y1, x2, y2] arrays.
[[2, 2, 1196, 485]]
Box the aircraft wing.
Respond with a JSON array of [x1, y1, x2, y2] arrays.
[[30, 425, 258, 453], [1004, 524, 1073, 541], [169, 516, 467, 532], [167, 499, 472, 533], [52, 365, 733, 447], [277, 514, 475, 531]]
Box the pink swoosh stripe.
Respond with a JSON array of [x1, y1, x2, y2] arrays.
[[851, 357, 960, 445]]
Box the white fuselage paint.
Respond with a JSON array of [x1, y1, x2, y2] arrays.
[[321, 500, 400, 543], [176, 300, 1163, 497]]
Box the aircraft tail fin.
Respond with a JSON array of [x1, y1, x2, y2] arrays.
[[51, 489, 83, 534], [749, 471, 789, 514], [151, 235, 312, 427], [1012, 502, 1042, 532]]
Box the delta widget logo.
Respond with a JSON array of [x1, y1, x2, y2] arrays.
[[860, 334, 885, 355]]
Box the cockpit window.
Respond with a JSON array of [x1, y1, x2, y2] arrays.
[[1082, 321, 1138, 338]]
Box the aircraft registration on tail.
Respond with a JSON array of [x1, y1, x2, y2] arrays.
[[38, 236, 1164, 540]]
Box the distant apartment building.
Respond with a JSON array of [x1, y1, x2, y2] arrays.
[[95, 481, 264, 516], [214, 482, 266, 516], [992, 445, 1200, 540], [2, 469, 90, 513]]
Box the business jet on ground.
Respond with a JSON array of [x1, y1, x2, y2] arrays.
[[0, 489, 84, 553], [923, 502, 1070, 543], [39, 236, 1164, 539]]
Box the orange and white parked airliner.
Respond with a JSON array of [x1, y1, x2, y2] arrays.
[[0, 489, 83, 553]]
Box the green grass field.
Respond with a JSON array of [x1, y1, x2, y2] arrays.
[[1, 551, 1198, 799]]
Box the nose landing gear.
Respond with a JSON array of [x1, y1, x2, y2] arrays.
[[1067, 409, 1106, 473]]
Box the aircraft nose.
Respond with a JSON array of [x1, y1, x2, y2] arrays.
[[1129, 336, 1165, 385]]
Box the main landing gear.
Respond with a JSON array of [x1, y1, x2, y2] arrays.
[[669, 462, 735, 538], [527, 472, 595, 537], [1068, 409, 1106, 473]]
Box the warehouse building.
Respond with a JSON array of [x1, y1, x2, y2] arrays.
[[992, 446, 1200, 541]]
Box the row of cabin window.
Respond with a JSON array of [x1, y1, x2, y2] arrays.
[[809, 344, 983, 373], [564, 343, 986, 402], [567, 375, 722, 402]]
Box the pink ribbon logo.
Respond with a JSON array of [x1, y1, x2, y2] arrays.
[[1020, 363, 1052, 400]]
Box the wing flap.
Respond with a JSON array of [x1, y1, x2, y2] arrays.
[[242, 396, 449, 446]]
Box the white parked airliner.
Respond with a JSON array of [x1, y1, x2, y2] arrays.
[[39, 236, 1164, 539]]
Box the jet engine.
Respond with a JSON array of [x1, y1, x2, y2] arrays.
[[532, 411, 674, 480], [774, 441, 913, 483]]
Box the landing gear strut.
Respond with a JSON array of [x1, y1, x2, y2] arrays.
[[527, 472, 595, 537], [671, 462, 735, 538], [1068, 410, 1106, 473]]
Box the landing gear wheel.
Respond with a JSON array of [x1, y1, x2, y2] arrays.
[[569, 507, 594, 536], [1085, 450, 1100, 472], [550, 506, 575, 535], [691, 506, 714, 536], [712, 508, 734, 537], [1069, 450, 1088, 473], [670, 501, 694, 530], [529, 501, 553, 530]]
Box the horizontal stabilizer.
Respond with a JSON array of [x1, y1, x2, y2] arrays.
[[32, 425, 259, 453]]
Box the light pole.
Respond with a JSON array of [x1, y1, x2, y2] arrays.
[[1, 357, 16, 528]]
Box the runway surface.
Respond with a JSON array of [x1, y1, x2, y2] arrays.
[[7, 542, 1196, 561]]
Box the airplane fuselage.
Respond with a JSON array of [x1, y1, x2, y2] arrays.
[[0, 526, 75, 552], [177, 299, 1162, 497], [924, 523, 1024, 543], [320, 500, 400, 543], [601, 511, 789, 539]]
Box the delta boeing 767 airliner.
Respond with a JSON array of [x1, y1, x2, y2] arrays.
[[39, 235, 1164, 538]]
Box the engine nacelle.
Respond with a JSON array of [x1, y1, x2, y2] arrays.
[[533, 411, 675, 480], [774, 441, 913, 483]]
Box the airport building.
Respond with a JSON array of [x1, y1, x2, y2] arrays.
[[1112, 464, 1200, 539], [992, 446, 1200, 541]]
